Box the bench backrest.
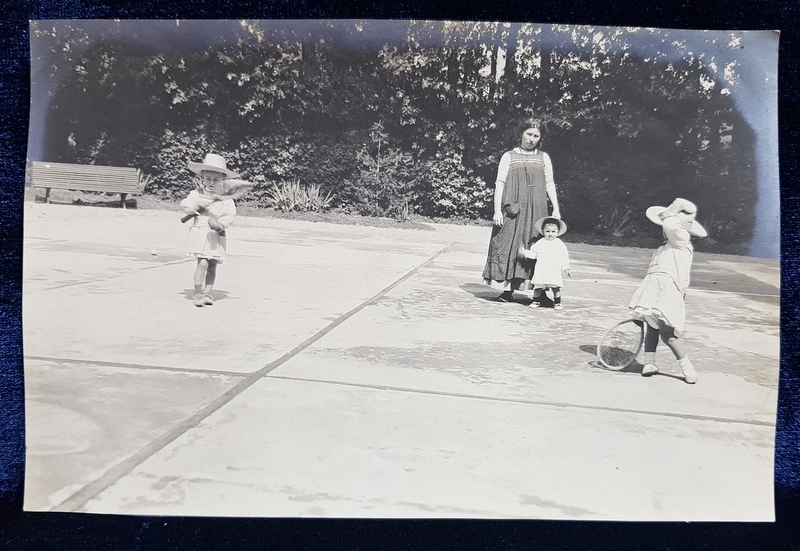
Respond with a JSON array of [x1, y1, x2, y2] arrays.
[[31, 162, 143, 193]]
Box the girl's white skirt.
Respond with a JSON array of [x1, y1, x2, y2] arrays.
[[628, 273, 685, 331], [187, 225, 227, 262]]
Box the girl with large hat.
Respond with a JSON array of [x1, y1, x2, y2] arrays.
[[180, 153, 240, 307], [628, 198, 708, 383]]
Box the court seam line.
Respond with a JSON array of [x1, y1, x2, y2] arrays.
[[50, 242, 455, 513], [24, 354, 780, 428], [23, 258, 193, 293], [264, 374, 776, 428], [23, 355, 252, 378], [23, 245, 450, 293], [566, 278, 779, 297]]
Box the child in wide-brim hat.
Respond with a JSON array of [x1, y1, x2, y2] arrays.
[[518, 216, 571, 310], [628, 197, 707, 383], [180, 153, 240, 307]]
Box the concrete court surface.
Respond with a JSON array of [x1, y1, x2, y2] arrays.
[[21, 202, 780, 520]]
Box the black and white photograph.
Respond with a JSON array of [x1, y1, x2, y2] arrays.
[[22, 19, 779, 520]]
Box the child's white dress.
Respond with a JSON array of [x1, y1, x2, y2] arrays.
[[180, 190, 236, 262], [530, 237, 570, 288], [628, 216, 693, 331]]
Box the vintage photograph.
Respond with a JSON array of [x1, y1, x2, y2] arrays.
[[23, 19, 779, 519]]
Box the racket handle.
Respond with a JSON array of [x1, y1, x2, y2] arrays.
[[181, 213, 198, 223]]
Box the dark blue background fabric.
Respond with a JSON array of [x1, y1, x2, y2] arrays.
[[2, 2, 797, 549]]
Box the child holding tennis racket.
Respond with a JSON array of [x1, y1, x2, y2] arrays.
[[628, 198, 707, 383], [518, 216, 571, 310], [180, 153, 240, 308]]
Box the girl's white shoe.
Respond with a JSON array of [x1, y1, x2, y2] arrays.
[[641, 364, 659, 376]]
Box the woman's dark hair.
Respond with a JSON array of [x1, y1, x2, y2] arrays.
[[515, 118, 544, 148]]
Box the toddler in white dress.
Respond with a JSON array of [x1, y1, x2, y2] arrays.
[[518, 217, 571, 310]]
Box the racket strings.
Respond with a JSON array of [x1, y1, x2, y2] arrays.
[[598, 319, 644, 369]]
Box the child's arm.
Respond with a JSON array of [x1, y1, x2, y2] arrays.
[[661, 216, 691, 250], [560, 240, 571, 277], [209, 199, 237, 231], [517, 245, 538, 260], [180, 190, 214, 215], [179, 190, 200, 214]]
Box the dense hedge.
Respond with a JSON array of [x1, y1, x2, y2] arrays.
[[34, 21, 757, 244]]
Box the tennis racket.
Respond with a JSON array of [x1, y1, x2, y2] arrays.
[[596, 318, 645, 370], [181, 178, 254, 223]]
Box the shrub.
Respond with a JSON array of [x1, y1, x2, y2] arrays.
[[267, 180, 334, 212], [595, 205, 635, 237], [335, 140, 419, 219], [152, 130, 212, 199], [416, 153, 491, 219]]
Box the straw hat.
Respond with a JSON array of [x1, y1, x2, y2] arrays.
[[534, 216, 567, 237], [646, 198, 707, 238], [187, 153, 240, 178]]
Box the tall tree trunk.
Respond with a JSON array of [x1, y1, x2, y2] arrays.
[[300, 37, 316, 79], [539, 48, 551, 84], [446, 49, 459, 103], [489, 43, 499, 99], [503, 25, 520, 87]]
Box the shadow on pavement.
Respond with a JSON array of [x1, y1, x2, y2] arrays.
[[459, 282, 557, 307], [180, 289, 231, 302]]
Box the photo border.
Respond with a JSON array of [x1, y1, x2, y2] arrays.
[[2, 1, 797, 548]]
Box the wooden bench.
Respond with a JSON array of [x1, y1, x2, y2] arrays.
[[31, 162, 147, 209]]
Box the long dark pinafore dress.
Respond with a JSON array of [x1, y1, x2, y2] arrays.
[[482, 149, 549, 290]]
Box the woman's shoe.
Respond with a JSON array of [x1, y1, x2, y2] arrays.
[[192, 293, 205, 307], [497, 291, 514, 302], [203, 293, 215, 306], [682, 366, 698, 384]]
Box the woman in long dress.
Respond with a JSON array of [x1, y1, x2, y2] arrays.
[[482, 120, 562, 301]]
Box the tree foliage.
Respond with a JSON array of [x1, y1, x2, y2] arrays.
[[33, 20, 758, 245]]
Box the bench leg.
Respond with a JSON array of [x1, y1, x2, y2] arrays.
[[45, 188, 51, 204], [120, 193, 127, 209]]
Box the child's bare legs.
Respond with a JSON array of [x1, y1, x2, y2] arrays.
[[641, 316, 697, 383], [529, 287, 543, 308], [641, 320, 660, 376], [657, 320, 696, 383], [192, 259, 209, 306], [658, 322, 687, 359], [552, 286, 562, 310], [203, 260, 218, 304], [193, 258, 208, 293], [529, 286, 561, 309], [192, 258, 218, 306]]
